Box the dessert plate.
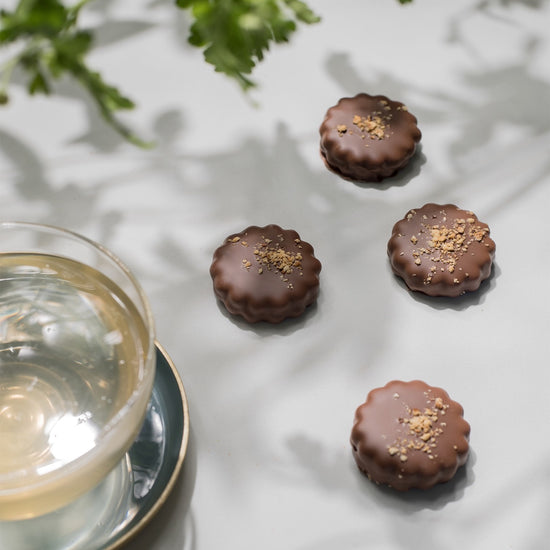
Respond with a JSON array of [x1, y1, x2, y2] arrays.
[[0, 342, 189, 550]]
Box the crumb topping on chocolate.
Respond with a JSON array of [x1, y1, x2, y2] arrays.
[[319, 93, 421, 183], [350, 380, 470, 491], [402, 209, 490, 284], [350, 113, 388, 140], [331, 99, 411, 143], [387, 203, 495, 297], [210, 225, 321, 323], [388, 393, 450, 463], [230, 233, 305, 289], [336, 124, 348, 136], [254, 235, 302, 276]]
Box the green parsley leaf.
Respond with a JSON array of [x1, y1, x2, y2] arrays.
[[0, 0, 148, 146], [176, 0, 321, 89]]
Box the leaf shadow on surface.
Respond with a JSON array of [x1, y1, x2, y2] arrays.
[[92, 19, 156, 49], [0, 128, 123, 239], [284, 433, 476, 511], [145, 117, 397, 367], [323, 28, 550, 219], [447, 0, 550, 46], [441, 11, 550, 223]]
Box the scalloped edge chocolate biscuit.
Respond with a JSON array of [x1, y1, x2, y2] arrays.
[[350, 380, 470, 491], [319, 93, 421, 183], [210, 224, 321, 323], [387, 203, 496, 297]]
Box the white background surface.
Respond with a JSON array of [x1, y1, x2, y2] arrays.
[[1, 0, 550, 548]]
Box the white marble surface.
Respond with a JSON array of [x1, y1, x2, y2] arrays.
[[1, 0, 550, 548]]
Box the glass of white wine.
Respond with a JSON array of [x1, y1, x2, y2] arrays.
[[0, 222, 156, 520]]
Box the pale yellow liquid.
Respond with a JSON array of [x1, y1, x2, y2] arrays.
[[0, 253, 152, 519]]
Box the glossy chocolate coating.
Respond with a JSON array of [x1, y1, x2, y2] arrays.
[[319, 93, 421, 182], [387, 203, 496, 297], [351, 380, 470, 491], [210, 225, 321, 323]]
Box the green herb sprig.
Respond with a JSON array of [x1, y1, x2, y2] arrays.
[[0, 0, 411, 146], [0, 0, 149, 145], [177, 0, 320, 89]]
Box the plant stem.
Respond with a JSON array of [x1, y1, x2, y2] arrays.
[[0, 38, 42, 96]]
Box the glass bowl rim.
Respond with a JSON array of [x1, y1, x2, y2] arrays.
[[0, 220, 157, 494]]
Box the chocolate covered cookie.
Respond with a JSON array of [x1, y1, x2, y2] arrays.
[[387, 203, 495, 297], [210, 224, 321, 323], [319, 93, 421, 183], [350, 380, 470, 491]]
